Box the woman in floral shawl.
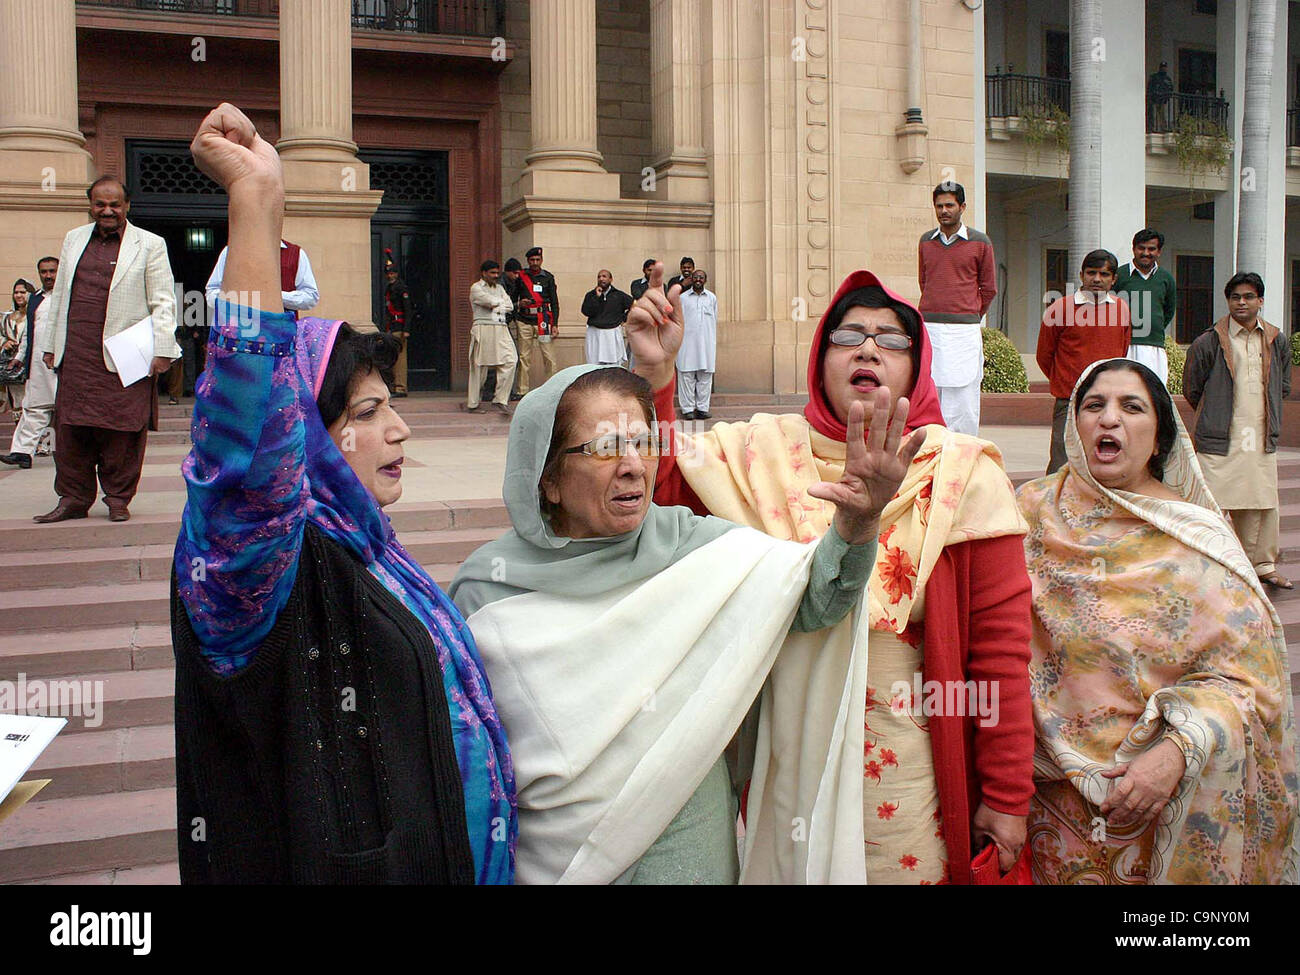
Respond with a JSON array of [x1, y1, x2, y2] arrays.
[[636, 266, 1036, 884], [1017, 357, 1298, 884]]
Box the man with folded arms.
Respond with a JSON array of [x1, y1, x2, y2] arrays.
[[36, 176, 180, 523]]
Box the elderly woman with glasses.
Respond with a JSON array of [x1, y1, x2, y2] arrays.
[[449, 362, 922, 883], [634, 268, 1036, 884]]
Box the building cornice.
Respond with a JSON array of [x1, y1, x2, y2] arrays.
[[285, 190, 384, 219], [500, 196, 713, 231]]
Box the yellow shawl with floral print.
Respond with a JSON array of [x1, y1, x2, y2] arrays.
[[677, 414, 1027, 633]]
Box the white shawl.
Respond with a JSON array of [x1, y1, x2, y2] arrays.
[[469, 526, 875, 884]]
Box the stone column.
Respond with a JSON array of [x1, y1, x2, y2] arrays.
[[278, 0, 358, 161], [650, 0, 709, 201], [0, 0, 95, 286], [1096, 0, 1147, 265], [276, 0, 381, 325], [518, 0, 618, 198]]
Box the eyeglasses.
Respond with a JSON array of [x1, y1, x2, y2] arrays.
[[1228, 293, 1259, 303], [827, 328, 913, 351], [563, 432, 665, 461]]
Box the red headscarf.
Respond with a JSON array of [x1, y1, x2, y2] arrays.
[[803, 269, 946, 441]]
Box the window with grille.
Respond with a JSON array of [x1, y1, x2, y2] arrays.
[[128, 142, 225, 200], [367, 158, 446, 205]]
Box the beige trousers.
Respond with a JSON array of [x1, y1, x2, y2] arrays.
[[1227, 507, 1281, 577]]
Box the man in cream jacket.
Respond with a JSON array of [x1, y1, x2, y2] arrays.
[[35, 176, 180, 523]]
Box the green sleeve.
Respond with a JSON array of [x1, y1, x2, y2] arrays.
[[1163, 274, 1177, 331], [791, 523, 877, 632]]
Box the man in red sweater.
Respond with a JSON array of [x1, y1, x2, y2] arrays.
[[918, 181, 998, 435], [1036, 249, 1132, 474]]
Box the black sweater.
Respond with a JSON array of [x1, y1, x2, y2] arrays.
[[171, 525, 476, 884], [581, 286, 633, 329]]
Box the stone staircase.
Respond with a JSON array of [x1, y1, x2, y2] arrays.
[[1, 396, 1297, 885], [0, 391, 813, 448]]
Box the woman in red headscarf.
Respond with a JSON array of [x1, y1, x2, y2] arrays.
[[630, 267, 1035, 884]]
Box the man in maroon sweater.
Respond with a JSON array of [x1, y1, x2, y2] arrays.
[[918, 182, 997, 435]]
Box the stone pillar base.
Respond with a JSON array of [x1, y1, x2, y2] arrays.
[[649, 158, 710, 202], [0, 146, 94, 281], [281, 157, 382, 327], [513, 168, 621, 200]]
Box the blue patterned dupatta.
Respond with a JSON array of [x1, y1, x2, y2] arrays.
[[178, 302, 515, 884]]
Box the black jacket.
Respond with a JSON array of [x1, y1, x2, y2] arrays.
[[1183, 315, 1291, 456], [581, 286, 633, 329], [20, 290, 44, 376], [171, 525, 476, 884]]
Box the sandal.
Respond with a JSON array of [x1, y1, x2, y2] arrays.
[[1260, 572, 1293, 590]]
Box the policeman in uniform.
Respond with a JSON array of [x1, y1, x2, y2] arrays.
[[383, 249, 412, 397]]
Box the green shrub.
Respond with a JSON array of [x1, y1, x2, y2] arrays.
[[981, 327, 1030, 393], [1291, 330, 1300, 367], [1165, 335, 1186, 396]]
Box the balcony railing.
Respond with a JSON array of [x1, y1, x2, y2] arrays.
[[1148, 91, 1229, 134], [80, 0, 276, 14], [986, 72, 1070, 118], [352, 0, 503, 36], [80, 0, 505, 35]]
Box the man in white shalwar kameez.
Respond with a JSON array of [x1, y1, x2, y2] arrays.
[[467, 260, 516, 415], [676, 270, 717, 420], [2, 257, 60, 468]]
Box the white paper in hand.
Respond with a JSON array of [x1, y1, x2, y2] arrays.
[[0, 713, 66, 804], [103, 316, 155, 387]]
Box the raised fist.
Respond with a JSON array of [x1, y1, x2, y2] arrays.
[[190, 103, 283, 198]]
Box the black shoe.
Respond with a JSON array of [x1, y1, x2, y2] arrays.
[[393, 390, 409, 399], [680, 411, 697, 421], [168, 396, 179, 405], [695, 410, 712, 420], [509, 393, 523, 402], [0, 452, 32, 469]]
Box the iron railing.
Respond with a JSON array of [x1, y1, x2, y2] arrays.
[[80, 0, 276, 15], [1148, 90, 1230, 134], [986, 72, 1070, 118], [352, 0, 503, 36], [80, 0, 505, 35]]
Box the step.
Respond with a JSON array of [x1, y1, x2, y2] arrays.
[[0, 580, 171, 632], [0, 624, 172, 678], [11, 668, 176, 737], [31, 725, 174, 800], [20, 860, 180, 885], [0, 787, 175, 884], [0, 499, 510, 552], [0, 525, 506, 592]]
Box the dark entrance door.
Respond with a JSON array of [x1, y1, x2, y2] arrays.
[[362, 150, 450, 391], [1176, 254, 1216, 345], [123, 139, 229, 330]]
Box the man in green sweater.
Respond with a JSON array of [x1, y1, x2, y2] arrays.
[[1114, 228, 1177, 385]]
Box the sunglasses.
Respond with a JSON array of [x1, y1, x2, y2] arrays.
[[563, 432, 665, 461], [827, 328, 913, 351]]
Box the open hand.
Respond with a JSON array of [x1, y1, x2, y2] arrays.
[[1099, 737, 1185, 828], [972, 802, 1026, 873], [190, 103, 283, 198], [626, 261, 684, 390], [808, 388, 924, 544]]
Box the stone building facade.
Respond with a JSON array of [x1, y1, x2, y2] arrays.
[[0, 0, 985, 394]]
